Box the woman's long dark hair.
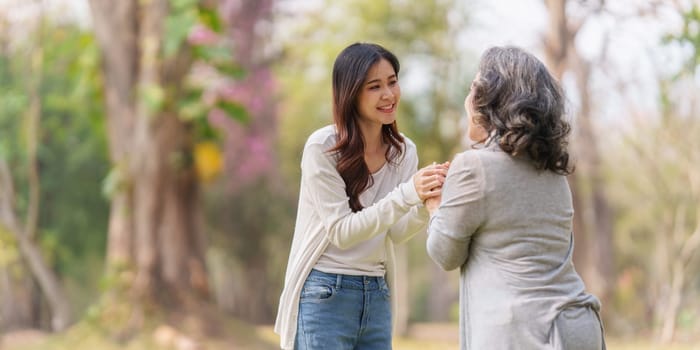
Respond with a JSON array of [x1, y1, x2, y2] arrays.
[[471, 46, 573, 175], [329, 43, 405, 212]]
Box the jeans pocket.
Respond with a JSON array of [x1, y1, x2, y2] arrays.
[[379, 279, 391, 300], [300, 280, 335, 302]]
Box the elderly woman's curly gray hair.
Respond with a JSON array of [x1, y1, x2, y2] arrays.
[[471, 46, 573, 175]]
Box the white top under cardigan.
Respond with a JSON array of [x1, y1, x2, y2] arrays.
[[315, 158, 395, 277], [274, 125, 429, 349]]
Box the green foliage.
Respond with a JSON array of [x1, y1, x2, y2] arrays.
[[161, 0, 248, 141], [1, 20, 109, 316], [139, 84, 166, 113], [164, 0, 200, 57], [0, 227, 19, 268], [35, 26, 108, 275], [664, 4, 700, 76], [198, 6, 223, 33], [193, 45, 233, 66], [101, 163, 129, 200], [177, 88, 208, 121], [215, 100, 249, 123]]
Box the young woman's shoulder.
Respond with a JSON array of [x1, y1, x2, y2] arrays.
[[305, 125, 337, 150], [300, 125, 339, 170], [399, 133, 417, 156]]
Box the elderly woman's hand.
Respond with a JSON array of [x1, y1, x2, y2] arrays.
[[424, 195, 441, 215]]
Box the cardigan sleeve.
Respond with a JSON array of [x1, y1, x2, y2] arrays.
[[387, 145, 429, 244], [426, 151, 486, 271], [301, 142, 422, 250]]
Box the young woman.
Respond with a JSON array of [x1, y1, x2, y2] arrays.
[[425, 46, 605, 350], [275, 42, 448, 350]]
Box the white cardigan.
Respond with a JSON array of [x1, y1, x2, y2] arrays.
[[274, 125, 429, 349]]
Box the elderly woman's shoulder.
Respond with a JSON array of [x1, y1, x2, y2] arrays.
[[448, 150, 484, 174], [452, 147, 510, 173], [453, 148, 486, 163]]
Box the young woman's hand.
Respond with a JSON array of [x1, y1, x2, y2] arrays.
[[413, 162, 449, 202]]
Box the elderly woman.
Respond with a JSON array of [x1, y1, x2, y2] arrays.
[[425, 46, 605, 350]]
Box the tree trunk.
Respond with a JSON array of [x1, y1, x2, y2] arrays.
[[658, 205, 700, 343], [0, 160, 73, 331], [88, 0, 138, 267], [0, 264, 34, 331], [659, 259, 683, 343], [542, 0, 615, 311], [88, 0, 209, 320]]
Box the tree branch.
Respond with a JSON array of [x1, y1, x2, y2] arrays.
[[0, 158, 73, 331]]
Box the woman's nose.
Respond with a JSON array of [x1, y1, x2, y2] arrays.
[[382, 87, 394, 100]]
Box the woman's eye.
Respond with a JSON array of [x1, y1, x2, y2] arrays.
[[389, 80, 398, 86], [369, 85, 380, 90]]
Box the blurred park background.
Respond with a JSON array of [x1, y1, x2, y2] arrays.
[[0, 0, 699, 349]]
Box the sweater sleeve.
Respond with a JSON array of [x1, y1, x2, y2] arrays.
[[302, 142, 422, 250], [426, 151, 486, 271], [388, 146, 429, 244]]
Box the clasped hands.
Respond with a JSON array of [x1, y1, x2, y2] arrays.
[[413, 161, 450, 213]]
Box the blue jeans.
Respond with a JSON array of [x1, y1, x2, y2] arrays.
[[295, 269, 392, 350]]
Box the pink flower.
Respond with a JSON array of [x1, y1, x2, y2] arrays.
[[226, 135, 272, 189], [188, 24, 218, 46]]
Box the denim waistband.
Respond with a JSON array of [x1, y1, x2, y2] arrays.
[[308, 269, 386, 290]]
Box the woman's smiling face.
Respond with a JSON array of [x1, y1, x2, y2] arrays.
[[356, 58, 401, 127]]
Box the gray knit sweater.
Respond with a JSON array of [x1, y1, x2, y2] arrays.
[[427, 144, 604, 350]]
